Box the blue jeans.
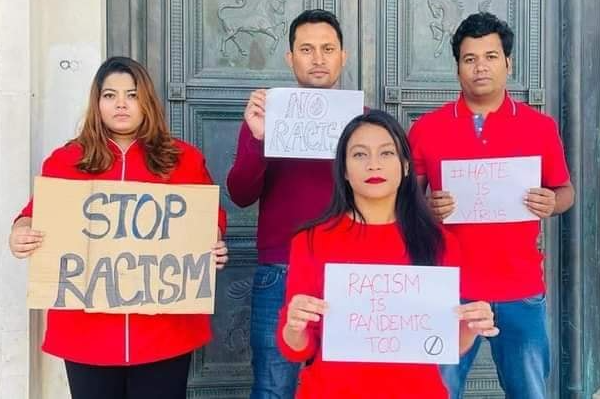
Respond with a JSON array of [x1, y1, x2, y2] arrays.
[[441, 294, 550, 399], [250, 264, 300, 399]]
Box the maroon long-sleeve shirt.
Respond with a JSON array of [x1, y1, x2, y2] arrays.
[[226, 121, 334, 264]]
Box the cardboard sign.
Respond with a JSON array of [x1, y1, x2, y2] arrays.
[[322, 263, 459, 364], [28, 177, 219, 315], [441, 156, 541, 224], [264, 88, 364, 159]]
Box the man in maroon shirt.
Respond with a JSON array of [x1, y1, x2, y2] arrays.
[[226, 9, 348, 399]]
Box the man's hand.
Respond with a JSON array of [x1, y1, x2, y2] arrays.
[[427, 190, 456, 221], [244, 89, 267, 141], [525, 188, 556, 218]]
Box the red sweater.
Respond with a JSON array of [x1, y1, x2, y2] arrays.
[[277, 215, 459, 399], [226, 121, 333, 263], [18, 139, 226, 365]]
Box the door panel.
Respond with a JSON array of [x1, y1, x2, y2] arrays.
[[169, 1, 354, 396], [379, 0, 540, 128]]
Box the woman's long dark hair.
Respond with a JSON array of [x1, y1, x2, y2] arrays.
[[304, 110, 445, 265]]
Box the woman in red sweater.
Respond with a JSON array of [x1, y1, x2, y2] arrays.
[[277, 110, 499, 398], [8, 57, 227, 399]]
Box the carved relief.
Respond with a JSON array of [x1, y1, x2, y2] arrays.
[[227, 278, 253, 300], [218, 0, 288, 57], [428, 0, 492, 58], [222, 279, 252, 358], [223, 306, 252, 359]]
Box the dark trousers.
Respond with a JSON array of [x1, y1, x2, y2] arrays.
[[65, 352, 192, 399]]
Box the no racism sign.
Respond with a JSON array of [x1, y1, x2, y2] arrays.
[[264, 88, 364, 159]]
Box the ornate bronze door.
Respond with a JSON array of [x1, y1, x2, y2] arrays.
[[109, 1, 360, 397], [107, 0, 560, 397]]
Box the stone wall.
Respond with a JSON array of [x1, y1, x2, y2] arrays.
[[0, 1, 104, 398]]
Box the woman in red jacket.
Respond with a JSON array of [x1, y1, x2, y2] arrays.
[[8, 57, 227, 399], [277, 110, 499, 398]]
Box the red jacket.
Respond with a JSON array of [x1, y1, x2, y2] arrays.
[[277, 215, 458, 398], [18, 138, 226, 365]]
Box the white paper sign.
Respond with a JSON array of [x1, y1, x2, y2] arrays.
[[322, 263, 459, 365], [441, 156, 541, 224], [264, 88, 364, 159]]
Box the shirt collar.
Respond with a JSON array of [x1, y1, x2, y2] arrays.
[[453, 91, 517, 119], [107, 137, 139, 155]]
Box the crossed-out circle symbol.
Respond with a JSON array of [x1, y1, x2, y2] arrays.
[[424, 335, 444, 356]]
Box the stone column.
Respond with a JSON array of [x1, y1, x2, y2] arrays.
[[559, 0, 600, 397], [0, 1, 31, 398]]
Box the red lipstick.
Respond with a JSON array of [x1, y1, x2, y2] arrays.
[[365, 177, 386, 184]]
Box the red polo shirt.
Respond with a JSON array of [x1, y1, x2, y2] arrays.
[[408, 94, 570, 301]]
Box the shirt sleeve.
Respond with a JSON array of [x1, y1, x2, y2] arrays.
[[407, 117, 428, 177], [16, 199, 33, 221], [226, 121, 268, 207], [276, 231, 321, 362], [541, 117, 571, 188]]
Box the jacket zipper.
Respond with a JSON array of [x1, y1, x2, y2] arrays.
[[108, 138, 136, 364]]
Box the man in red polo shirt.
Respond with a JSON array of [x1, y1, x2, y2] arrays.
[[408, 12, 574, 399], [227, 9, 350, 399]]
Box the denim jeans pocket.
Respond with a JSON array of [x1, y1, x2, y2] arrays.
[[253, 267, 283, 290], [522, 293, 546, 306]]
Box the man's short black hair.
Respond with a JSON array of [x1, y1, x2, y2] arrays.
[[288, 9, 343, 50], [451, 12, 514, 62]]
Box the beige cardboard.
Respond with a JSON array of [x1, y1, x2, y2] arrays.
[[28, 176, 219, 314]]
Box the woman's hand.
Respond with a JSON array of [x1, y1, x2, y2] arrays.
[[457, 301, 499, 337], [9, 217, 44, 259], [211, 240, 228, 269], [457, 301, 499, 354], [283, 294, 327, 351], [285, 294, 328, 332]]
